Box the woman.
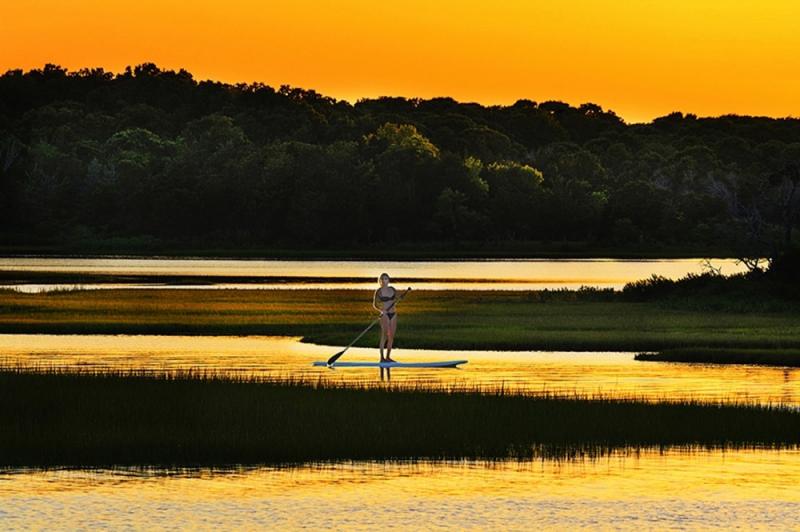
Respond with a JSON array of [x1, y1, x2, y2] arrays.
[[373, 272, 399, 362]]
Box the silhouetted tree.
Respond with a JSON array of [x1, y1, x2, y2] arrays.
[[1, 62, 799, 252]]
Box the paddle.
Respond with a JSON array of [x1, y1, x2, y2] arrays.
[[326, 287, 412, 366]]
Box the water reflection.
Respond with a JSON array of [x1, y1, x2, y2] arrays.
[[1, 334, 798, 406], [1, 449, 799, 530], [0, 257, 750, 292], [1, 280, 643, 292]]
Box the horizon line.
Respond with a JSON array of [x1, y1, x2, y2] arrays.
[[4, 61, 799, 126]]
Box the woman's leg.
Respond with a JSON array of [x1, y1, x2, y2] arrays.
[[379, 316, 388, 361], [386, 316, 398, 360]]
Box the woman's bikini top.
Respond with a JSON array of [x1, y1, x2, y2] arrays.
[[377, 287, 396, 302]]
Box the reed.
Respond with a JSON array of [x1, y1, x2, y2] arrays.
[[1, 367, 798, 467], [1, 288, 798, 351]]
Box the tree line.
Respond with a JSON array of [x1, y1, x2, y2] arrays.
[[1, 63, 798, 259]]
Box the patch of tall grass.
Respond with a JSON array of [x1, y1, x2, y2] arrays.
[[636, 348, 800, 367], [1, 367, 798, 467], [1, 289, 799, 351]]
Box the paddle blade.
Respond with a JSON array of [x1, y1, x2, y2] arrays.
[[326, 349, 346, 366]]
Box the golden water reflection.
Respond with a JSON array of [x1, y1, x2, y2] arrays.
[[2, 449, 799, 529], [1, 334, 798, 406], [0, 257, 750, 291]]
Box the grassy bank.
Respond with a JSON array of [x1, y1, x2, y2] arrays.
[[1, 288, 799, 351], [1, 368, 798, 467], [636, 348, 800, 367]]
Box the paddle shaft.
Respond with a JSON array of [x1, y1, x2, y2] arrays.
[[326, 287, 411, 365]]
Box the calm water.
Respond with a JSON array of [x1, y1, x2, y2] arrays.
[[0, 257, 749, 291], [1, 334, 798, 406], [2, 449, 800, 530]]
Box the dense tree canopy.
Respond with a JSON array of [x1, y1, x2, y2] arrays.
[[1, 63, 798, 256]]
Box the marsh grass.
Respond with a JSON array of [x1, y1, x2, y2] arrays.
[[636, 348, 800, 367], [1, 288, 799, 351], [1, 367, 798, 467]]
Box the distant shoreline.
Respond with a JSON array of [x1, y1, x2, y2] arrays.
[[0, 245, 741, 261], [636, 348, 800, 368]]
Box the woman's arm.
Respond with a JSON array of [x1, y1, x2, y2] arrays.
[[372, 289, 382, 313]]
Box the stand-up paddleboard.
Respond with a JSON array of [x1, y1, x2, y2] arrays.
[[313, 360, 467, 369]]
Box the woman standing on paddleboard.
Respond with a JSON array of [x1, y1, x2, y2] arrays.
[[373, 273, 398, 362]]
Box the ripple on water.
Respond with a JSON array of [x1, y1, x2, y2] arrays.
[[0, 257, 752, 292], [1, 334, 799, 406], [1, 449, 800, 530]]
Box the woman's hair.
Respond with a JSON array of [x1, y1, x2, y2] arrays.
[[378, 272, 390, 283]]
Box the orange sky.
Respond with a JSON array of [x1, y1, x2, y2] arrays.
[[2, 0, 799, 123]]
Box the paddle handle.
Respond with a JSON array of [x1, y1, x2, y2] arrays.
[[343, 316, 381, 351]]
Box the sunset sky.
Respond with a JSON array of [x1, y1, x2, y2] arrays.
[[2, 0, 799, 123]]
